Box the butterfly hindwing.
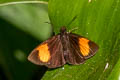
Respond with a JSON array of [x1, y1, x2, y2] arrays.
[[28, 35, 66, 68], [47, 35, 66, 68], [64, 33, 85, 64]]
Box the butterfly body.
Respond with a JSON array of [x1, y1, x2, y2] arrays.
[[28, 27, 99, 68]]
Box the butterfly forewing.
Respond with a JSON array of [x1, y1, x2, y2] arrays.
[[28, 35, 66, 68], [65, 33, 99, 64]]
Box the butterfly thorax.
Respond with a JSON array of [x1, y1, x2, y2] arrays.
[[60, 27, 70, 60]]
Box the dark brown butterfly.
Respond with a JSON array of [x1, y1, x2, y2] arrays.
[[28, 27, 99, 68]]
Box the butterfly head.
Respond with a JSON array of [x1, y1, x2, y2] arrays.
[[60, 27, 67, 34]]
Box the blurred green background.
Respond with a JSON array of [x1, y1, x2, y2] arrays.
[[0, 1, 51, 80], [0, 0, 120, 80]]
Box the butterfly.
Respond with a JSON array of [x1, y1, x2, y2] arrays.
[[28, 27, 99, 68]]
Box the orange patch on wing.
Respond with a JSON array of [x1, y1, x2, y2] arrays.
[[36, 43, 50, 62], [79, 38, 90, 56]]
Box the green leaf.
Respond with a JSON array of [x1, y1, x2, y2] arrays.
[[0, 2, 51, 80], [42, 0, 120, 80], [0, 2, 51, 40], [0, 0, 48, 6], [107, 58, 120, 80]]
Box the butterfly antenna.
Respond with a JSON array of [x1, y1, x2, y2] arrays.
[[66, 15, 79, 33], [67, 15, 77, 27], [68, 27, 79, 33], [45, 22, 51, 24]]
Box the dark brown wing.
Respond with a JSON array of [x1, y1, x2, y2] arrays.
[[28, 35, 66, 68], [65, 33, 99, 64]]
